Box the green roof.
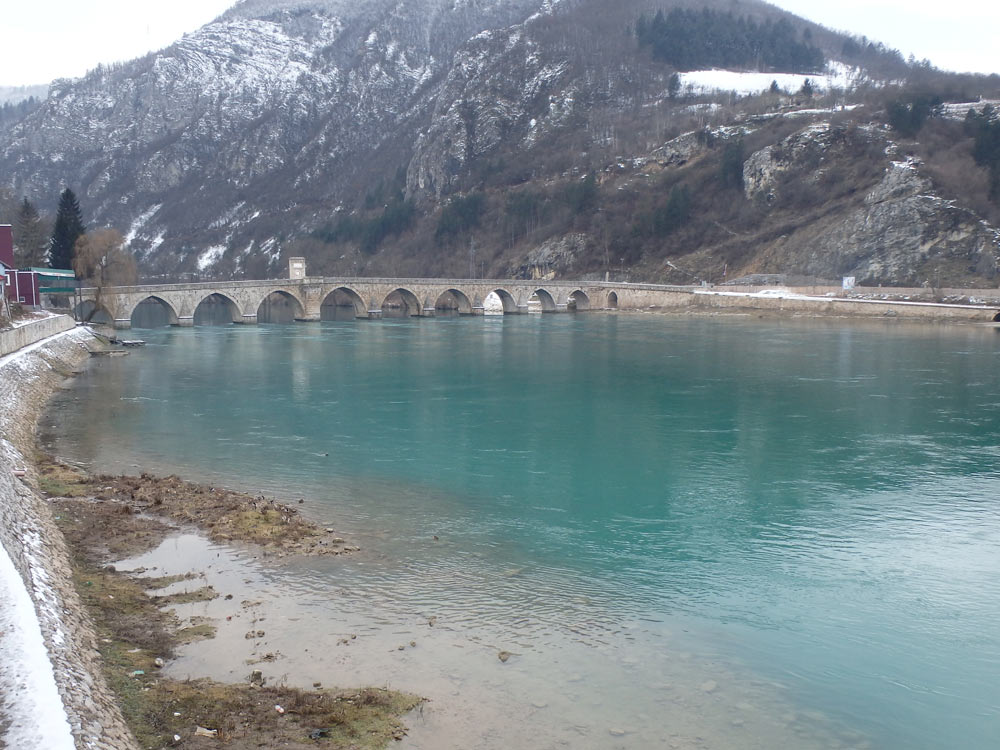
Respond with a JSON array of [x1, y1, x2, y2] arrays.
[[29, 267, 75, 278]]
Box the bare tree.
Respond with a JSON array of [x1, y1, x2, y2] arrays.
[[73, 229, 137, 322], [14, 197, 49, 267]]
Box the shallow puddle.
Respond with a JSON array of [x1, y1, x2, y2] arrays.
[[117, 532, 858, 750]]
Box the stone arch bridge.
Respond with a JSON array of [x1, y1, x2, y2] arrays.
[[78, 277, 653, 328]]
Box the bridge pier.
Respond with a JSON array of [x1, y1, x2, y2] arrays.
[[516, 304, 529, 314], [113, 318, 132, 330], [420, 308, 435, 317], [177, 317, 194, 327], [470, 306, 485, 316], [238, 314, 258, 325]]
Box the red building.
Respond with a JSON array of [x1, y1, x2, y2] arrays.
[[2, 223, 39, 305], [0, 224, 13, 269], [0, 225, 10, 308], [1, 224, 76, 307]]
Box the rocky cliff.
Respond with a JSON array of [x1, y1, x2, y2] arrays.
[[1, 0, 998, 286]]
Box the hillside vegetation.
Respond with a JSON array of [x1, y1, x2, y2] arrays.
[[0, 0, 999, 286]]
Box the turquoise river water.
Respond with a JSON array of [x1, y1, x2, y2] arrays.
[[43, 314, 1000, 749]]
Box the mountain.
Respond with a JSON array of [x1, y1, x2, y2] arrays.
[[1, 0, 999, 287], [0, 85, 49, 106]]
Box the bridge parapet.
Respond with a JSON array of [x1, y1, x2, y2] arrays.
[[73, 277, 701, 327], [75, 277, 997, 328]]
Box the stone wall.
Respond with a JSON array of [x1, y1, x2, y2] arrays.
[[0, 315, 76, 358], [0, 327, 138, 750]]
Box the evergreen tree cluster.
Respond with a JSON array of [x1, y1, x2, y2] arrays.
[[2, 187, 87, 271], [436, 192, 487, 240], [363, 166, 408, 211], [562, 172, 598, 214], [0, 96, 42, 127], [719, 140, 747, 190], [966, 106, 1000, 199], [635, 9, 825, 73], [633, 185, 691, 238], [316, 198, 416, 255], [886, 93, 942, 138]]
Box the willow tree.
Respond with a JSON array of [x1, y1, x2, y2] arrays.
[[73, 229, 137, 322]]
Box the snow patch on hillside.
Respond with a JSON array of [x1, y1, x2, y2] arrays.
[[197, 245, 227, 271], [124, 204, 162, 246], [679, 62, 868, 97], [939, 100, 1000, 121]]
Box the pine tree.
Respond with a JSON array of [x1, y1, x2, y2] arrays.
[[14, 197, 47, 267], [49, 188, 85, 270], [667, 73, 681, 100], [719, 140, 746, 191]]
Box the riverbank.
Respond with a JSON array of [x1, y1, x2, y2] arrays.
[[0, 323, 135, 749], [0, 324, 420, 749]]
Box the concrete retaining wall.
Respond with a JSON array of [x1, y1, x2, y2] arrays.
[[0, 329, 137, 750], [608, 287, 1000, 321], [0, 315, 76, 358], [682, 293, 1000, 321]]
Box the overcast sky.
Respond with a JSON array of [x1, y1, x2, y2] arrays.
[[1, 0, 998, 88]]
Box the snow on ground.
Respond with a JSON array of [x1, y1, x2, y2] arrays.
[[679, 61, 868, 97], [694, 288, 996, 310], [0, 542, 75, 750], [483, 291, 504, 314], [939, 100, 1000, 121], [197, 244, 227, 272], [123, 204, 162, 247], [5, 310, 59, 329], [0, 326, 88, 750]]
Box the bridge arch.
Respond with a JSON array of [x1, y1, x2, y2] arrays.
[[607, 291, 619, 309], [193, 292, 241, 325], [257, 290, 305, 324], [485, 289, 518, 314], [130, 296, 179, 328], [381, 288, 421, 318], [321, 287, 366, 320], [530, 288, 557, 313], [434, 289, 473, 315], [568, 290, 591, 312], [74, 299, 114, 325]]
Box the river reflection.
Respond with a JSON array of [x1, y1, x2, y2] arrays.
[[43, 315, 1000, 750]]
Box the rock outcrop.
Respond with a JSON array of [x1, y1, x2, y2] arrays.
[[807, 160, 999, 284]]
